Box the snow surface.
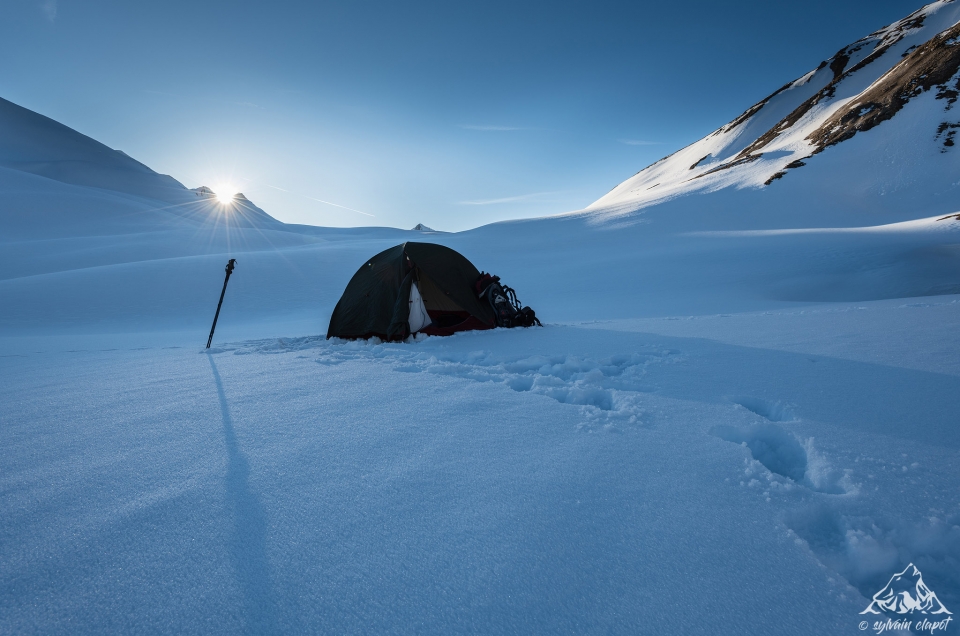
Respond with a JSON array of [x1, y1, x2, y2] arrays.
[[2, 4, 960, 632], [3, 301, 959, 634]]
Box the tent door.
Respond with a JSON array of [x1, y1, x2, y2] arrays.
[[408, 282, 432, 333]]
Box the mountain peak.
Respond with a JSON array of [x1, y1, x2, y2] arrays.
[[190, 186, 279, 226], [590, 0, 960, 224]]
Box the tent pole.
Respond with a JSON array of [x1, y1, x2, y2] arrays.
[[206, 259, 236, 349]]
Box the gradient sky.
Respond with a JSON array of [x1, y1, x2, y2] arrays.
[[0, 0, 928, 231]]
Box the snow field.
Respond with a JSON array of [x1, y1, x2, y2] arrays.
[[583, 303, 960, 619], [5, 299, 958, 634]]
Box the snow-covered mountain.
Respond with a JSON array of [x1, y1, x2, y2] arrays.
[[0, 96, 189, 204], [189, 185, 280, 227], [0, 96, 281, 235], [591, 0, 960, 226]]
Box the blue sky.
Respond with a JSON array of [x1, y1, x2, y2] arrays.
[[0, 0, 926, 230]]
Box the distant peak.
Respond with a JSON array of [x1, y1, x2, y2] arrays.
[[411, 223, 435, 232], [192, 186, 250, 201]]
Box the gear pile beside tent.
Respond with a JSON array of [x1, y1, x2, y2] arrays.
[[326, 242, 539, 341]]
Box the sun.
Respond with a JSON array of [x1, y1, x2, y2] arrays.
[[214, 185, 237, 205]]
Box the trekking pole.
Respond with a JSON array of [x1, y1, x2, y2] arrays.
[[206, 259, 236, 349]]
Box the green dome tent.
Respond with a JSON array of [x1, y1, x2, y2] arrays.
[[326, 242, 497, 340]]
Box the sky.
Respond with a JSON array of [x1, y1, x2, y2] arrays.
[[0, 0, 930, 231]]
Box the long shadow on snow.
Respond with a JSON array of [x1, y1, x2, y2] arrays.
[[207, 354, 279, 634]]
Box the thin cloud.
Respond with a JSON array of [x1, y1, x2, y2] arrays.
[[618, 139, 662, 146], [258, 182, 375, 217], [460, 124, 526, 132], [304, 196, 375, 217], [458, 191, 565, 206], [41, 0, 57, 21]]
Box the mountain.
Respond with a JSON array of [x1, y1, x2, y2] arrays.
[[0, 96, 282, 236], [590, 0, 960, 228], [861, 564, 952, 615], [0, 96, 190, 204], [190, 186, 281, 227]]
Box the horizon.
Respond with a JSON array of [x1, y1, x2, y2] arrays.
[[0, 0, 928, 231]]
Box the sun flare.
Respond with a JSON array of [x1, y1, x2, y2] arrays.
[[214, 185, 237, 205]]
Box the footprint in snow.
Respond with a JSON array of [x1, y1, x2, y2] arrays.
[[711, 419, 855, 495], [209, 335, 682, 430]]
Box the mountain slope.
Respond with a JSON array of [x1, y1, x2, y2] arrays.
[[0, 96, 190, 204], [0, 97, 282, 233], [590, 0, 960, 222]]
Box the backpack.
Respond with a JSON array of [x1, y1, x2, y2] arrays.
[[476, 272, 542, 328]]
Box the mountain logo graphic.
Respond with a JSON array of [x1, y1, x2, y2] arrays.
[[861, 564, 952, 615]]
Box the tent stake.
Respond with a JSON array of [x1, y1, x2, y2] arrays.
[[206, 259, 236, 349]]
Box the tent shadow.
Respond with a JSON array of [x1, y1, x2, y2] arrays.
[[207, 354, 279, 633]]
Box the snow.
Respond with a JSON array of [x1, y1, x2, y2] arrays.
[[3, 5, 960, 633], [589, 0, 960, 222], [3, 302, 959, 634], [0, 96, 189, 205], [4, 197, 959, 634]]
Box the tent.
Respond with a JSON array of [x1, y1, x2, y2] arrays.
[[326, 242, 496, 340]]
